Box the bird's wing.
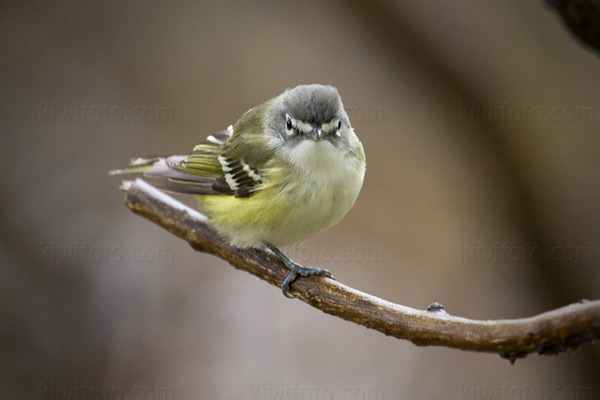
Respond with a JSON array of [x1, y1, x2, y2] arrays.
[[116, 125, 270, 198], [176, 125, 269, 198]]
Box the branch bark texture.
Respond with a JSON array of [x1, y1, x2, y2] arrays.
[[122, 179, 600, 362]]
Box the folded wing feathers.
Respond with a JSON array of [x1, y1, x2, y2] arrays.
[[113, 125, 262, 197], [216, 155, 262, 198]]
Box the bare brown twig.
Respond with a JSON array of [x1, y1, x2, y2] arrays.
[[121, 179, 600, 363]]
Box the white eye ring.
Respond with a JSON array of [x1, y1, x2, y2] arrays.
[[335, 118, 342, 136], [285, 114, 295, 136]]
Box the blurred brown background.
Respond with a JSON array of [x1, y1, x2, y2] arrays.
[[2, 0, 600, 399]]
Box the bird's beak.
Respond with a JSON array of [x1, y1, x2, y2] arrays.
[[308, 128, 323, 141]]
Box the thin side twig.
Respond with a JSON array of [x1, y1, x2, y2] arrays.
[[121, 179, 600, 363]]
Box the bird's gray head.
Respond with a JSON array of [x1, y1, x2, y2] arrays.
[[271, 84, 352, 149]]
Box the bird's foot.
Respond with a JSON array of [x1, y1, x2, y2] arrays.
[[281, 263, 332, 298], [264, 243, 333, 298]]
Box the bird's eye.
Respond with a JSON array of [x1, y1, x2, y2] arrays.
[[337, 120, 342, 130], [285, 114, 295, 135]]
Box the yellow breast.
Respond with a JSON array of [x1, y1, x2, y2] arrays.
[[202, 141, 365, 248]]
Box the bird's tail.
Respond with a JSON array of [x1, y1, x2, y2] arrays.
[[109, 157, 162, 175], [109, 155, 221, 195]]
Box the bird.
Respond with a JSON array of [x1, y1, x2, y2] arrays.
[[111, 84, 366, 297]]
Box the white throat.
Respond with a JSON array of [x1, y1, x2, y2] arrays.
[[282, 140, 346, 173]]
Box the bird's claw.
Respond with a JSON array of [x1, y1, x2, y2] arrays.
[[281, 265, 333, 298]]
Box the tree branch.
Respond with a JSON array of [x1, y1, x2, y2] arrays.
[[121, 179, 600, 363]]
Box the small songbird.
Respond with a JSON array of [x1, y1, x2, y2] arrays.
[[111, 84, 366, 297]]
